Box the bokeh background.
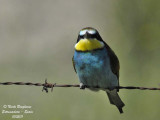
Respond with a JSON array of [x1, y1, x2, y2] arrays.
[[0, 0, 160, 120]]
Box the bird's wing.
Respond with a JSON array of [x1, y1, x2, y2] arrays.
[[72, 56, 77, 73], [105, 42, 120, 85]]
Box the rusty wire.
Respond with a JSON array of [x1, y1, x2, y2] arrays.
[[0, 79, 160, 93]]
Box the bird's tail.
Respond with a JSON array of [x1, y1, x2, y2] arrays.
[[106, 90, 125, 113]]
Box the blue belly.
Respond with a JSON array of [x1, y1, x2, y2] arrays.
[[74, 48, 118, 89]]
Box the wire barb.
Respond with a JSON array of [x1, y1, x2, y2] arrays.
[[0, 79, 160, 92], [42, 78, 55, 93]]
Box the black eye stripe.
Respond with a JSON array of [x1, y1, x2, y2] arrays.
[[90, 34, 97, 38], [77, 28, 103, 43]]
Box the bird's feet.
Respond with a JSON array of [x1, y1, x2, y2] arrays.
[[80, 83, 85, 90], [107, 86, 117, 91]]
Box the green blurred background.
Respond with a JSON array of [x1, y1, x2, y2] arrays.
[[0, 0, 160, 120]]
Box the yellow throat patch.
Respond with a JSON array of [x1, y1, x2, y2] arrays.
[[75, 39, 104, 51]]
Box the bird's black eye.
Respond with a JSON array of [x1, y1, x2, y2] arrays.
[[89, 34, 97, 39], [77, 35, 83, 42], [79, 35, 84, 39]]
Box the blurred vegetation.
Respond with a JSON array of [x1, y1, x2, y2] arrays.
[[0, 0, 160, 120]]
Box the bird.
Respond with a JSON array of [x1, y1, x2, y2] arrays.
[[72, 27, 125, 113]]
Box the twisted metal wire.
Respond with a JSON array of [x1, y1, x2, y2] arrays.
[[0, 79, 160, 92]]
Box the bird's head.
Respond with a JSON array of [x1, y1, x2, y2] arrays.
[[75, 27, 105, 51]]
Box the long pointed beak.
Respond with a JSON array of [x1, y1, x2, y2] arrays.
[[84, 32, 90, 38]]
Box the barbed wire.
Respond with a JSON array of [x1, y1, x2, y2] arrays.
[[0, 79, 160, 93]]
